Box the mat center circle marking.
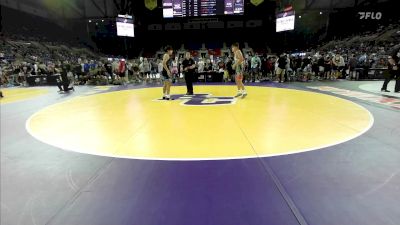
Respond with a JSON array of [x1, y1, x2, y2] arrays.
[[26, 86, 373, 160]]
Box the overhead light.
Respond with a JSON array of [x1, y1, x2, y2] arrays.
[[299, 15, 302, 18], [89, 20, 92, 23], [102, 19, 104, 22], [320, 12, 323, 15]]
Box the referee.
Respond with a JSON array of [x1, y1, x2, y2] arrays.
[[182, 52, 196, 95]]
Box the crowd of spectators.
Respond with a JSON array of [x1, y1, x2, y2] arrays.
[[264, 24, 400, 82], [1, 24, 399, 89]]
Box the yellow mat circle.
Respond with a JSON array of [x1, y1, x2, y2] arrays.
[[1, 88, 48, 104], [26, 86, 373, 160]]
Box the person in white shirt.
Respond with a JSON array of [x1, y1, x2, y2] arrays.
[[197, 58, 205, 73], [139, 58, 145, 81], [33, 62, 38, 75], [158, 59, 163, 74], [143, 58, 151, 81]]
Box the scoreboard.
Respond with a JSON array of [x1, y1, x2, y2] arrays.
[[163, 0, 244, 18], [276, 10, 295, 32], [116, 15, 134, 37]]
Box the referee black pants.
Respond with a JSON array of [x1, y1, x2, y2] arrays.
[[57, 81, 72, 92], [381, 76, 391, 91], [185, 72, 194, 94], [382, 70, 400, 92]]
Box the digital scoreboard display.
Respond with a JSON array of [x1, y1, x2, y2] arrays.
[[163, 0, 244, 18], [276, 10, 295, 32], [116, 15, 134, 37]]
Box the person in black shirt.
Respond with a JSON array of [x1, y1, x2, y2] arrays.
[[317, 55, 325, 79], [182, 52, 196, 95], [57, 61, 74, 92], [74, 62, 83, 83], [276, 54, 287, 83], [105, 61, 113, 79], [395, 51, 400, 93], [382, 52, 400, 93]]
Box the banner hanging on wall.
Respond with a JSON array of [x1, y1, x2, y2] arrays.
[[145, 0, 157, 10], [251, 0, 264, 6]]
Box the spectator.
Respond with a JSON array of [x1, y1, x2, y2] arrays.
[[276, 53, 287, 83], [143, 58, 151, 81], [317, 55, 325, 79], [57, 61, 74, 92], [348, 54, 358, 80], [332, 54, 345, 80], [251, 54, 262, 82], [324, 56, 332, 80], [119, 59, 127, 84]]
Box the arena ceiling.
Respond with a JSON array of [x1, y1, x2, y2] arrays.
[[0, 0, 391, 20], [0, 0, 118, 19]]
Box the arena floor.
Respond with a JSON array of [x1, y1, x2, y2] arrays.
[[1, 80, 399, 225]]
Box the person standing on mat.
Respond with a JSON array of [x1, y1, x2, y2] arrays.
[[162, 46, 174, 100], [182, 52, 196, 95], [395, 51, 400, 93], [231, 43, 247, 98], [381, 52, 400, 93]]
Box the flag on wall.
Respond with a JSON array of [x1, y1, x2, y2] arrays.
[[250, 0, 264, 6], [145, 0, 157, 10]]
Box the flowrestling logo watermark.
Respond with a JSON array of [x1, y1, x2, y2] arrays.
[[358, 12, 382, 20], [154, 94, 237, 106]]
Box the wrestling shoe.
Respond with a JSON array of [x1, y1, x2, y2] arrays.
[[234, 93, 242, 98]]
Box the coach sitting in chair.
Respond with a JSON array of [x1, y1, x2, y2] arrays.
[[57, 61, 74, 93]]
